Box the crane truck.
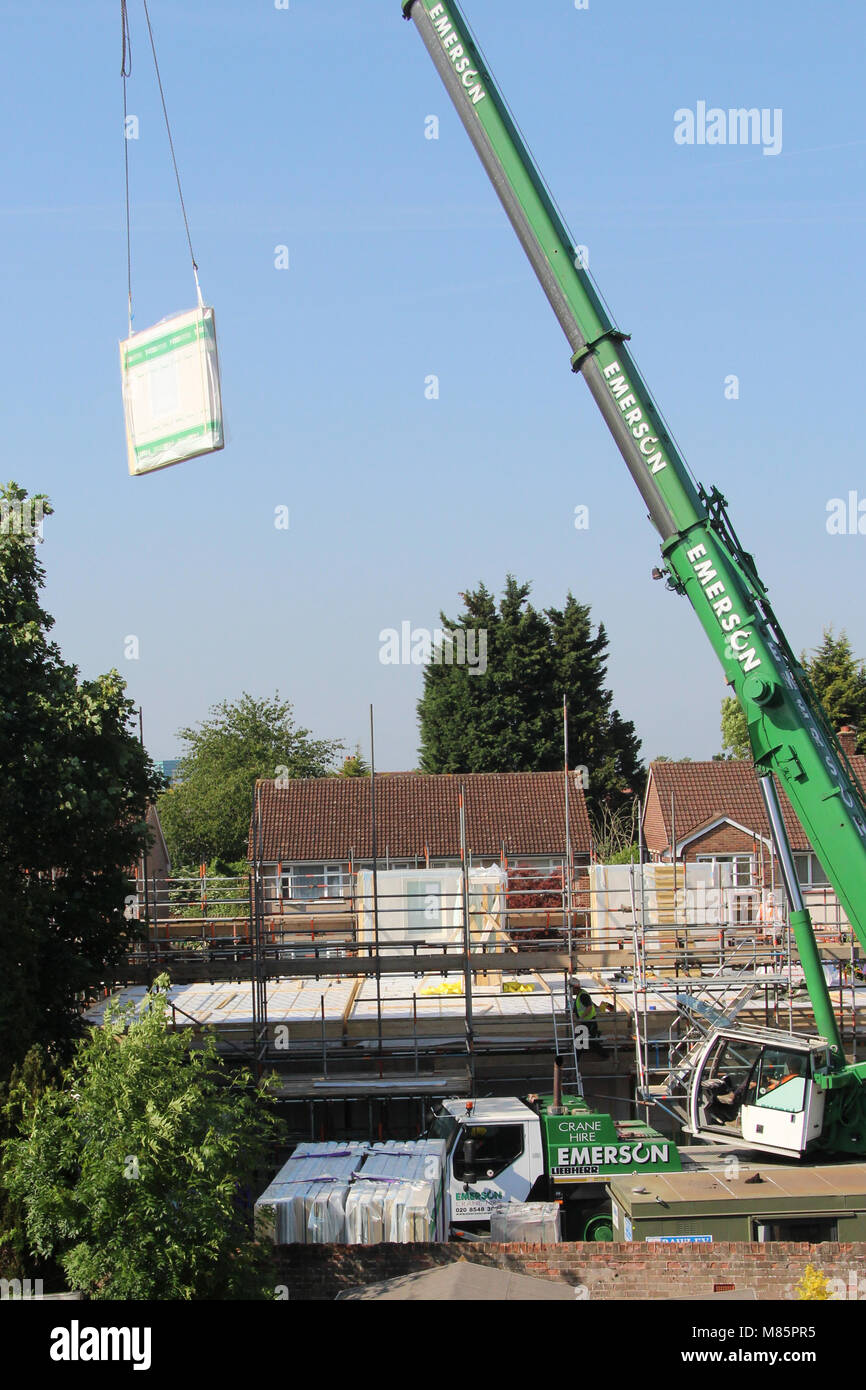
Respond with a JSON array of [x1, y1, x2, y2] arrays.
[[427, 1067, 681, 1241], [402, 0, 866, 1162]]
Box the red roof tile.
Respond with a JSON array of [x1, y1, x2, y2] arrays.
[[249, 771, 594, 863]]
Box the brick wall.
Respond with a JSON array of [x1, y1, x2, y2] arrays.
[[683, 823, 772, 878], [275, 1240, 866, 1301], [642, 781, 668, 857]]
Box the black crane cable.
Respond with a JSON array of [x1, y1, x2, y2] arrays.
[[121, 0, 201, 336], [121, 0, 133, 332], [142, 0, 199, 286]]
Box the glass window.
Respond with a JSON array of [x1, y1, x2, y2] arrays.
[[453, 1124, 524, 1182], [756, 1218, 837, 1243], [282, 865, 344, 900], [428, 1110, 458, 1147], [695, 854, 753, 886], [754, 1048, 809, 1111], [793, 853, 830, 888], [698, 1037, 764, 1131], [324, 865, 345, 896]]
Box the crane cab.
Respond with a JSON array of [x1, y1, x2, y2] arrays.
[[687, 1027, 831, 1159]]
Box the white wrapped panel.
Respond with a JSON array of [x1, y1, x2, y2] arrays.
[[345, 1180, 440, 1245], [489, 1202, 561, 1245], [254, 1142, 369, 1244], [355, 867, 506, 954], [348, 1139, 447, 1243], [120, 305, 224, 475], [256, 1139, 448, 1246]]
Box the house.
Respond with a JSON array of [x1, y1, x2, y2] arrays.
[[248, 770, 594, 904], [641, 730, 866, 898]]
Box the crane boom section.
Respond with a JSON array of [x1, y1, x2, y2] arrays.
[[404, 0, 866, 955]]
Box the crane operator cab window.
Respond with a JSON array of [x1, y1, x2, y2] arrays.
[[695, 1035, 821, 1153], [753, 1048, 810, 1112], [698, 1038, 764, 1135], [453, 1124, 524, 1184]]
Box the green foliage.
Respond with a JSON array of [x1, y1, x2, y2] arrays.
[[3, 977, 280, 1300], [805, 628, 866, 750], [0, 1046, 63, 1281], [417, 577, 644, 820], [606, 844, 640, 864], [167, 861, 250, 920], [338, 746, 371, 777], [720, 697, 751, 760], [720, 627, 866, 760], [158, 692, 344, 864], [0, 482, 163, 1079]]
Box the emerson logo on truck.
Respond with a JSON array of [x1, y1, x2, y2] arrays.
[[556, 1143, 671, 1169]]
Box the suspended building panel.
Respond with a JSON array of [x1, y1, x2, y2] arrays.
[[120, 305, 224, 476]]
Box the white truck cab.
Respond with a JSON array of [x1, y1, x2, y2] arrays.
[[431, 1097, 545, 1226]]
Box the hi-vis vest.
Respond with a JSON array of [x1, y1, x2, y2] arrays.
[[573, 991, 596, 1022]]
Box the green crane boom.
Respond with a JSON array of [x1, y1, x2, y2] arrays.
[[404, 0, 866, 1137]]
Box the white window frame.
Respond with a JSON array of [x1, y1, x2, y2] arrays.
[[695, 853, 754, 887], [793, 852, 830, 889], [281, 863, 346, 900]]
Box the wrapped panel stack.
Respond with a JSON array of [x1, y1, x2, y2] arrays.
[[254, 1142, 369, 1244], [489, 1202, 562, 1245], [345, 1139, 447, 1244]]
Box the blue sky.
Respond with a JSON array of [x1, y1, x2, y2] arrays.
[[2, 0, 865, 771]]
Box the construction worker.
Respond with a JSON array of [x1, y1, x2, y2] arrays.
[[756, 891, 785, 946], [570, 979, 605, 1055]]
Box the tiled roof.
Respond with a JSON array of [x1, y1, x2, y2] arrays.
[[249, 771, 594, 863], [644, 758, 866, 853]]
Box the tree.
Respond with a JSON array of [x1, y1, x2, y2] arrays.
[[0, 1046, 62, 1282], [719, 697, 751, 760], [417, 577, 644, 819], [719, 627, 866, 759], [338, 745, 370, 777], [0, 482, 162, 1080], [806, 628, 866, 749], [593, 798, 642, 863], [158, 693, 344, 864], [3, 976, 279, 1299]]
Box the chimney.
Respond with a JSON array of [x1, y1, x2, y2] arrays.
[[839, 724, 859, 759]]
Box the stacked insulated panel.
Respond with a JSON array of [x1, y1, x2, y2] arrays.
[[344, 1139, 447, 1244], [254, 1142, 369, 1244]]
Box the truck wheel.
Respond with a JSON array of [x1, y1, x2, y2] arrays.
[[582, 1213, 614, 1242]]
